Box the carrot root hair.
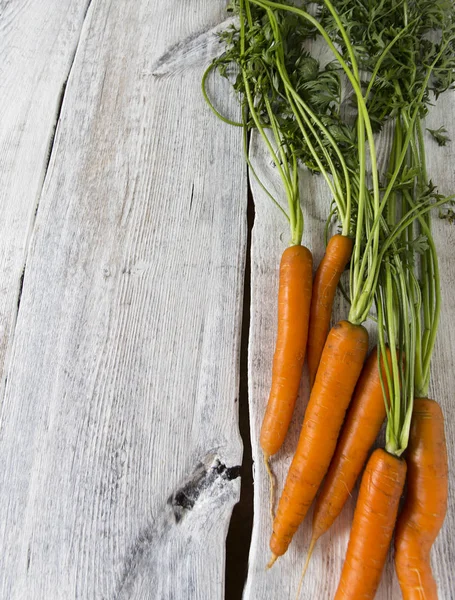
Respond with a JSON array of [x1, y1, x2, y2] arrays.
[[295, 537, 317, 600]]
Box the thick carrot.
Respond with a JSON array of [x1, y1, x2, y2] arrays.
[[394, 398, 448, 600], [269, 320, 368, 560], [311, 347, 392, 544], [307, 234, 353, 388], [260, 244, 313, 459], [334, 448, 407, 599]]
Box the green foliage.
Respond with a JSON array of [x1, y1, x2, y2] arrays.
[[211, 0, 455, 186], [439, 207, 455, 222], [427, 125, 451, 146], [214, 2, 353, 174], [203, 0, 455, 453]]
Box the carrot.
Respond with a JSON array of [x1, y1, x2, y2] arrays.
[[332, 248, 412, 599], [269, 320, 368, 560], [296, 347, 392, 596], [307, 234, 353, 388], [334, 448, 407, 599], [310, 347, 392, 546], [394, 398, 448, 600], [260, 244, 313, 459]]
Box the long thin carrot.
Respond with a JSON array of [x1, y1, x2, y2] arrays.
[[311, 347, 392, 544], [334, 448, 407, 599], [296, 348, 393, 595], [260, 244, 313, 459], [307, 234, 353, 388], [333, 201, 415, 598], [394, 398, 448, 600], [269, 320, 368, 560]]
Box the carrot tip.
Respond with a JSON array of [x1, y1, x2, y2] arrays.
[[295, 538, 317, 600], [266, 554, 278, 570]]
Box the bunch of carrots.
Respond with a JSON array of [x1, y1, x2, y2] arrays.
[[204, 0, 454, 597]]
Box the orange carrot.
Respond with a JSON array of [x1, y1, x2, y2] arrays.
[[334, 448, 407, 599], [307, 234, 353, 388], [311, 347, 392, 545], [260, 244, 313, 459], [269, 320, 368, 560], [394, 398, 448, 600]]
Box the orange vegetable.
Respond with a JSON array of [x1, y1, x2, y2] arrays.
[[394, 398, 448, 600], [334, 448, 407, 599], [269, 320, 368, 561], [311, 347, 392, 544], [260, 244, 313, 459], [307, 234, 353, 388]]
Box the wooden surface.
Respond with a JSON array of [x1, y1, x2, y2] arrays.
[[0, 2, 454, 599], [0, 1, 246, 599]]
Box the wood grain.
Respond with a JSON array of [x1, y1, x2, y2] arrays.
[[424, 92, 455, 600], [244, 100, 455, 599], [0, 0, 92, 396], [0, 1, 247, 599]]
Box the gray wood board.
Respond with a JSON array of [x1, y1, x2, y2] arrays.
[[0, 0, 92, 395], [0, 1, 247, 599]]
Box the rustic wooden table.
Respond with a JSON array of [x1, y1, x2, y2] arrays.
[[1, 2, 454, 599]]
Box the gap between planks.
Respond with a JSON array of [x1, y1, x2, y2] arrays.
[[225, 174, 256, 600]]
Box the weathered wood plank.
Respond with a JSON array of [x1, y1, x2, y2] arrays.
[[424, 92, 455, 600], [0, 1, 247, 599], [0, 0, 91, 392], [244, 95, 455, 598]]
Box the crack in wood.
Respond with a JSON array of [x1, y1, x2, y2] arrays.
[[26, 544, 32, 572], [41, 0, 94, 193], [16, 269, 25, 312], [10, 0, 95, 336], [225, 153, 255, 600], [189, 182, 195, 215], [42, 79, 67, 182]]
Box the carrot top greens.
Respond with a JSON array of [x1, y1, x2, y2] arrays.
[[204, 0, 455, 454]]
